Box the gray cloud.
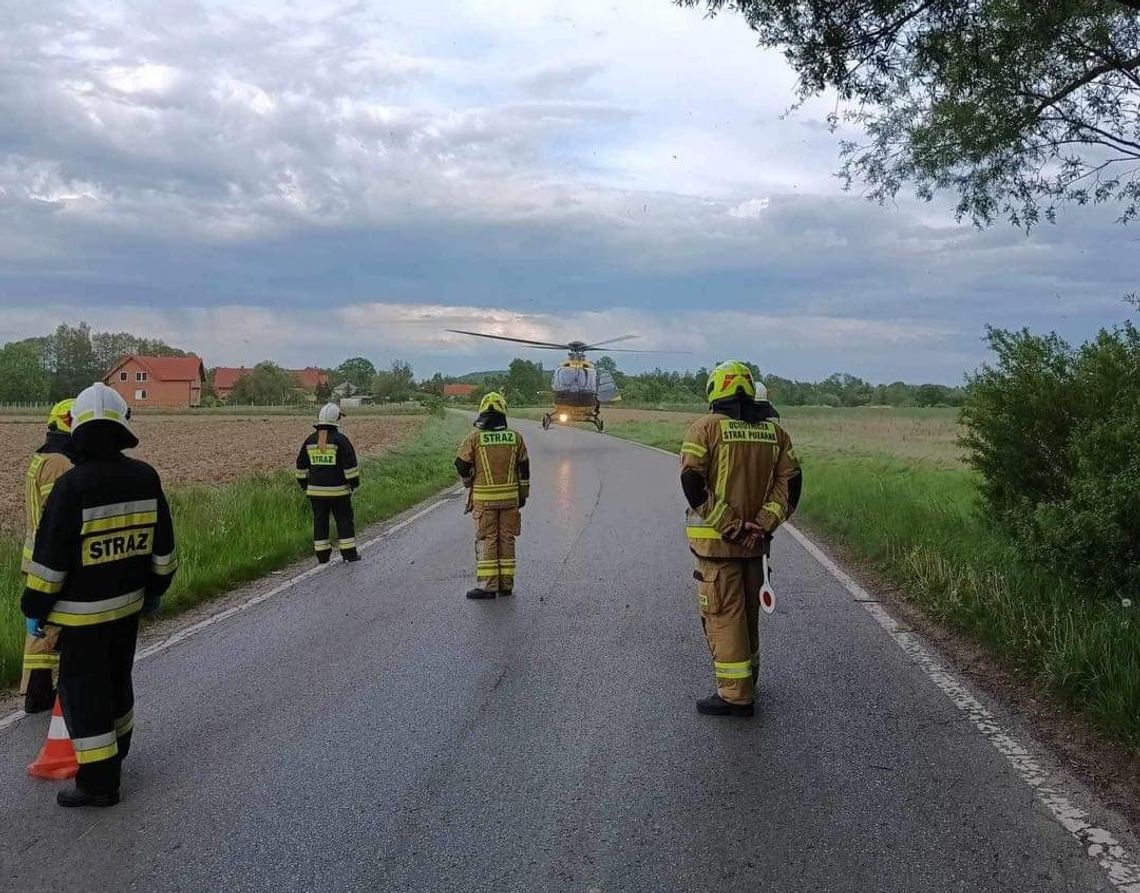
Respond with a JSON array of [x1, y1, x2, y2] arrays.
[[0, 0, 1132, 385], [519, 62, 606, 98]]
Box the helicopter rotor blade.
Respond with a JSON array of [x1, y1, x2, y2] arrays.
[[582, 347, 694, 354], [446, 329, 570, 350], [582, 334, 639, 349]]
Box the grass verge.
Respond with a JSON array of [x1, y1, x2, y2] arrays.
[[0, 411, 470, 688], [601, 413, 1140, 751]]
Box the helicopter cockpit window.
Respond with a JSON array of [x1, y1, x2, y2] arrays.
[[552, 366, 596, 393]]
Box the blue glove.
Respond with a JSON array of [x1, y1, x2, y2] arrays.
[[25, 618, 45, 638], [142, 595, 162, 618]]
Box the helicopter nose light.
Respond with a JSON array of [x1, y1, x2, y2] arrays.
[[559, 413, 569, 423]]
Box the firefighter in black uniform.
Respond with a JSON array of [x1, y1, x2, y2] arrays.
[[21, 383, 176, 808], [295, 403, 361, 563]]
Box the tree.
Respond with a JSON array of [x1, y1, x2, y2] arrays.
[[228, 361, 301, 405], [333, 357, 377, 392], [421, 372, 447, 396], [372, 360, 416, 402], [44, 322, 98, 398], [0, 341, 50, 402], [681, 1, 1140, 227], [505, 358, 546, 405], [91, 331, 185, 373]]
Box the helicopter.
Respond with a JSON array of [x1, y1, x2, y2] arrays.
[[448, 329, 658, 431]]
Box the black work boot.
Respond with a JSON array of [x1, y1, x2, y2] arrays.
[[497, 589, 513, 597], [57, 788, 120, 808], [466, 588, 495, 600], [316, 552, 331, 565], [341, 548, 361, 563], [696, 694, 754, 718]]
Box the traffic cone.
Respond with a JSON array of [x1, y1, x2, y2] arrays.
[[27, 696, 78, 780]]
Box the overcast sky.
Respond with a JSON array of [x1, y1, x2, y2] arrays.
[[0, 0, 1133, 384]]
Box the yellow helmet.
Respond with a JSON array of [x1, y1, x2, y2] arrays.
[[47, 398, 75, 434], [479, 391, 507, 415], [706, 360, 757, 404]]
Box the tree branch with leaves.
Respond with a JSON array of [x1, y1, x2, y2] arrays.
[[679, 0, 1140, 227]]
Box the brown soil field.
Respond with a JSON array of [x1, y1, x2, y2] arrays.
[[0, 415, 424, 533]]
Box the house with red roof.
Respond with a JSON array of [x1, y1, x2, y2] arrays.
[[104, 355, 207, 409], [212, 365, 329, 402], [442, 383, 478, 400]]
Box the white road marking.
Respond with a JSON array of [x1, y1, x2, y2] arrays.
[[785, 523, 1140, 892], [1, 491, 459, 734], [617, 430, 1140, 891]]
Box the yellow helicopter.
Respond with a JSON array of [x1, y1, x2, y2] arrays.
[[448, 330, 654, 431]]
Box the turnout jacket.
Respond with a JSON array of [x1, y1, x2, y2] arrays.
[[21, 455, 177, 626], [23, 432, 73, 571], [455, 427, 530, 510], [680, 411, 801, 559], [295, 427, 360, 498]]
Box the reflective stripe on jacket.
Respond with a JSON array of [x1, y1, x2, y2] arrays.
[[23, 447, 73, 572], [295, 427, 360, 498], [20, 455, 177, 626], [456, 428, 530, 509], [680, 413, 800, 559]]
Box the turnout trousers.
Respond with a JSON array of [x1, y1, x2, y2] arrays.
[[694, 556, 765, 705], [310, 496, 357, 562], [57, 614, 139, 795], [20, 623, 61, 709], [473, 506, 520, 592]]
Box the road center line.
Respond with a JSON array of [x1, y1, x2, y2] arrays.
[[0, 491, 457, 734]]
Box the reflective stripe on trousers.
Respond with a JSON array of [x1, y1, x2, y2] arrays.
[[47, 590, 145, 627]]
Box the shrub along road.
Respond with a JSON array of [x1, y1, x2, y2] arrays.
[[0, 421, 1134, 891]]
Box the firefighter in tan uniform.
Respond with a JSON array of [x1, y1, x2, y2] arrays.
[[20, 399, 75, 713], [455, 392, 530, 599], [681, 361, 802, 717]]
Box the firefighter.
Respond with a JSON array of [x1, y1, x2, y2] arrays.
[[295, 403, 361, 563], [681, 361, 802, 717], [455, 392, 530, 599], [20, 399, 76, 713], [21, 383, 176, 807]]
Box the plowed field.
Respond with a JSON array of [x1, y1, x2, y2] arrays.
[[0, 415, 424, 532]]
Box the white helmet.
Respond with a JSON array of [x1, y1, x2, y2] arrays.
[[73, 382, 131, 431], [755, 380, 769, 401], [71, 382, 138, 449], [317, 402, 342, 426]]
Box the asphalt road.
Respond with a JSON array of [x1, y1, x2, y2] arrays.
[[0, 421, 1127, 892]]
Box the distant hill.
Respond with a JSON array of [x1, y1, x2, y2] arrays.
[[456, 370, 508, 383]]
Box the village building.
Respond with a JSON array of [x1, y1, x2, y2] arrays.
[[442, 383, 478, 400], [212, 366, 329, 402], [104, 355, 207, 409]]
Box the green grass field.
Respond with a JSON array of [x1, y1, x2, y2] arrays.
[[0, 411, 471, 688], [597, 406, 1140, 750]]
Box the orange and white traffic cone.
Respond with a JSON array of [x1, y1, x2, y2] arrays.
[[27, 696, 78, 780]]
